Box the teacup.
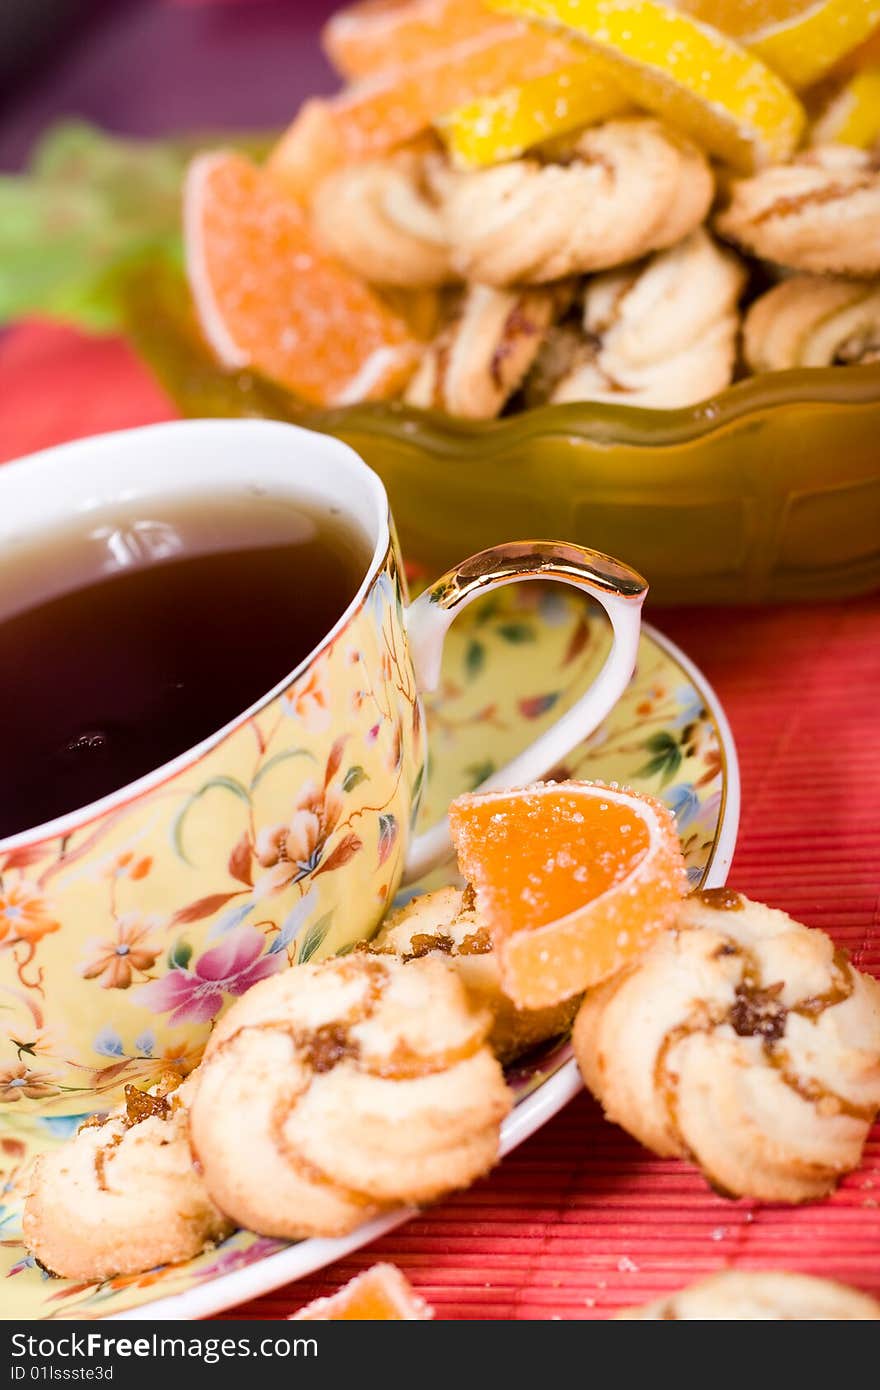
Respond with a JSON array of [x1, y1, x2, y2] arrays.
[[0, 419, 646, 1113]]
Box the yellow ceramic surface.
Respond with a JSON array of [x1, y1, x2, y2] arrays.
[[0, 542, 423, 1115], [0, 585, 735, 1319]]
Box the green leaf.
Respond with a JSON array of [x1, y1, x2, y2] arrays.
[[473, 595, 503, 626], [497, 622, 535, 644], [465, 759, 496, 790], [171, 775, 250, 866], [297, 912, 333, 964], [636, 732, 682, 786], [167, 939, 192, 970], [465, 639, 486, 680], [342, 764, 369, 793], [250, 747, 314, 791], [0, 121, 276, 332]]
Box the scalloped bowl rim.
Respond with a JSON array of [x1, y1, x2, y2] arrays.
[[306, 362, 880, 453]]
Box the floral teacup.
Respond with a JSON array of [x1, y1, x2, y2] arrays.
[[0, 419, 646, 1113]]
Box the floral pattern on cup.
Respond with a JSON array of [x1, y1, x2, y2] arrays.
[[0, 547, 423, 1113]]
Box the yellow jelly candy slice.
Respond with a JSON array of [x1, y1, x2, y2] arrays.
[[489, 0, 806, 170], [746, 1, 880, 90], [832, 22, 880, 78], [674, 1, 880, 90], [436, 59, 630, 167], [810, 65, 880, 147]]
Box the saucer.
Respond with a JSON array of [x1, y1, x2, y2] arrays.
[[0, 586, 738, 1320]]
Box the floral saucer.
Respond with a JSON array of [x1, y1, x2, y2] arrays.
[[0, 586, 738, 1320]]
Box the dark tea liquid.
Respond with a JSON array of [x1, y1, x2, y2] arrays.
[[0, 492, 369, 838]]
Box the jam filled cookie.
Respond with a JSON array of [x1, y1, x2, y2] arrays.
[[441, 118, 713, 286], [548, 229, 745, 409], [744, 274, 880, 372], [617, 1270, 880, 1321], [716, 145, 880, 278], [373, 886, 580, 1063], [22, 1077, 232, 1281], [574, 889, 880, 1202], [190, 953, 511, 1239]]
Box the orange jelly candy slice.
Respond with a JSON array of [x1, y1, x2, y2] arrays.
[[323, 0, 496, 80], [291, 1264, 433, 1320], [269, 25, 580, 198], [184, 152, 418, 407], [450, 781, 687, 1010]]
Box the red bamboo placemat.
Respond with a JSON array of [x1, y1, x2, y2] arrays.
[[2, 323, 878, 1320]]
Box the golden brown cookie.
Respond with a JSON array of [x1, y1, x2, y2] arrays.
[[311, 151, 456, 288], [441, 118, 713, 286], [716, 145, 880, 277], [549, 229, 745, 409], [617, 1270, 880, 1320], [22, 1077, 232, 1281], [744, 274, 880, 371], [190, 953, 511, 1240], [574, 888, 880, 1202], [404, 281, 570, 419], [373, 886, 579, 1063]]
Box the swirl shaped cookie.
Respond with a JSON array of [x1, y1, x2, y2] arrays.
[[405, 281, 571, 418], [22, 1078, 232, 1281], [190, 954, 511, 1239], [617, 1271, 880, 1320], [744, 275, 880, 371], [373, 886, 579, 1063], [574, 888, 880, 1202], [548, 229, 745, 409], [716, 145, 880, 277], [311, 151, 456, 288], [441, 118, 714, 286]]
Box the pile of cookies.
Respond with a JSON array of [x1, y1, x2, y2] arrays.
[[185, 0, 880, 418], [22, 779, 880, 1319], [311, 128, 880, 417]]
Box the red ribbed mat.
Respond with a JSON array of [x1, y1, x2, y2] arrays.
[[2, 324, 878, 1320]]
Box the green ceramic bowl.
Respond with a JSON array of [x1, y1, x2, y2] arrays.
[[122, 266, 880, 606]]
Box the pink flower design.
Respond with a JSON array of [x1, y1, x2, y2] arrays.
[[132, 927, 282, 1026], [196, 1236, 284, 1281]]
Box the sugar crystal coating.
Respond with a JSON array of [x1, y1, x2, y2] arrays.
[[450, 780, 687, 1009]]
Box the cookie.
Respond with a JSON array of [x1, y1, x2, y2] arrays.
[[716, 145, 880, 277], [405, 281, 571, 418], [373, 886, 579, 1063], [22, 1077, 232, 1281], [618, 1270, 880, 1320], [441, 117, 713, 286], [574, 888, 880, 1202], [550, 229, 745, 409], [744, 274, 880, 371], [311, 150, 456, 289], [190, 953, 511, 1240]]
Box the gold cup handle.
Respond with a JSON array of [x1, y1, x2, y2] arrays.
[[403, 541, 648, 883]]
